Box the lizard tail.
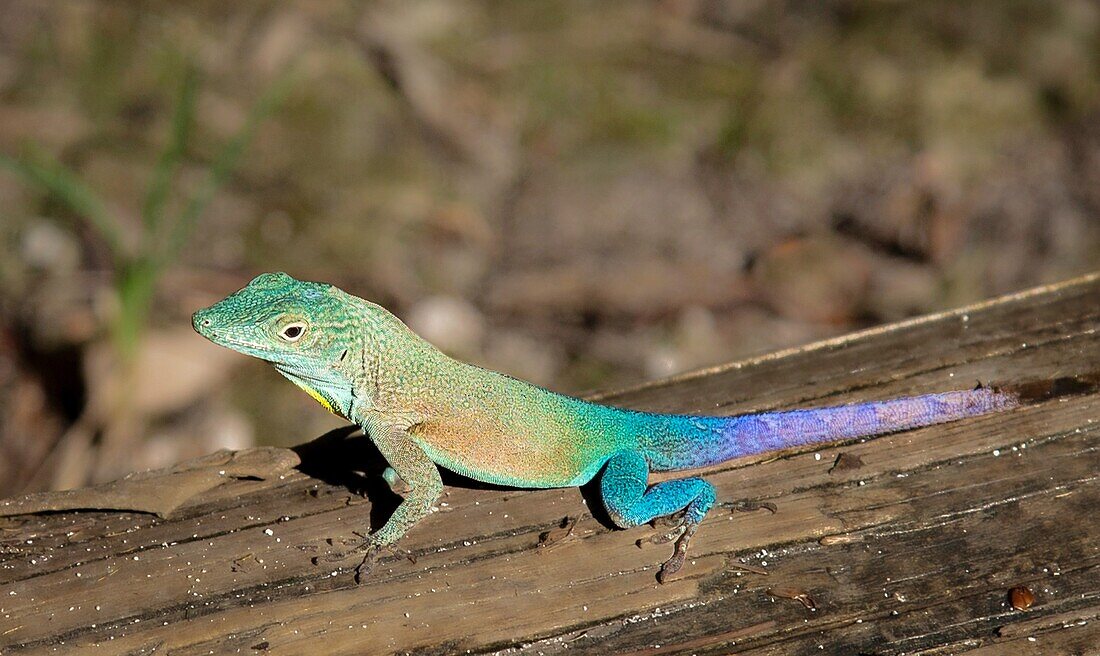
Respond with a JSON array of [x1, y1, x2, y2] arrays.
[[640, 387, 1018, 471]]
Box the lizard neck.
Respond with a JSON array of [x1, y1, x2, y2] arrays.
[[345, 296, 448, 425]]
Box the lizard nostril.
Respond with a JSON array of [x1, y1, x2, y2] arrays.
[[202, 319, 211, 327]]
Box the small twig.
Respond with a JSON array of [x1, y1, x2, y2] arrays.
[[768, 586, 817, 610]]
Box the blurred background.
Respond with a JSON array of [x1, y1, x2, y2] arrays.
[[1, 1, 1098, 495]]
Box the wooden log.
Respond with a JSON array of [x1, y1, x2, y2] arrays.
[[1, 273, 1098, 655]]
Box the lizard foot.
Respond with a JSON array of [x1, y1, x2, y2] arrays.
[[353, 543, 384, 583], [719, 499, 778, 514], [340, 534, 416, 584], [635, 518, 701, 583], [657, 521, 700, 584]]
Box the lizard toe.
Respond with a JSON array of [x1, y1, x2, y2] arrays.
[[637, 522, 686, 548], [655, 521, 699, 584], [719, 499, 778, 514]]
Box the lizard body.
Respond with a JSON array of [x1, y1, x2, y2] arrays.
[[193, 273, 1018, 580]]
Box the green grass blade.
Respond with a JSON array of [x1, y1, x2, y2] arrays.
[[161, 69, 295, 266], [141, 64, 198, 237], [0, 147, 127, 259]]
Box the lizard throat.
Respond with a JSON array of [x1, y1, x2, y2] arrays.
[[274, 365, 345, 417]]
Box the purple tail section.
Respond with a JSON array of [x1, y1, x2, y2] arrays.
[[641, 388, 1017, 472]]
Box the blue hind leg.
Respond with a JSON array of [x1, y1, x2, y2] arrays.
[[599, 451, 716, 582]]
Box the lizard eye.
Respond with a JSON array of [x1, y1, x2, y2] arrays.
[[278, 322, 306, 342]]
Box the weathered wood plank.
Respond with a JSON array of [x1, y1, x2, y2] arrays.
[[0, 273, 1097, 655]]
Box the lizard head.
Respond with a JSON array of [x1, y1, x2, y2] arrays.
[[192, 272, 359, 418]]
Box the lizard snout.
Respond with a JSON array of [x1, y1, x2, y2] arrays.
[[192, 308, 216, 338]]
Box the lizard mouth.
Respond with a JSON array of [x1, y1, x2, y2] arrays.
[[191, 320, 270, 355]]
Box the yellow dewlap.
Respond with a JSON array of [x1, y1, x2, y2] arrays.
[[292, 380, 336, 414]]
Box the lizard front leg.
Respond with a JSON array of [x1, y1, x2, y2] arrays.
[[361, 420, 443, 546]]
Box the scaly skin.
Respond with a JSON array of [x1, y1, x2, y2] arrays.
[[193, 273, 1018, 581]]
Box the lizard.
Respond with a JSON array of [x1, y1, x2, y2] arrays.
[[192, 272, 1019, 582]]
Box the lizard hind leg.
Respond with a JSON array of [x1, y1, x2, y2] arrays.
[[599, 451, 716, 583]]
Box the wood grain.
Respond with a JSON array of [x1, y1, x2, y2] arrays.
[[1, 272, 1098, 655]]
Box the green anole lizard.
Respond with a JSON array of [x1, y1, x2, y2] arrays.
[[193, 273, 1017, 581]]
